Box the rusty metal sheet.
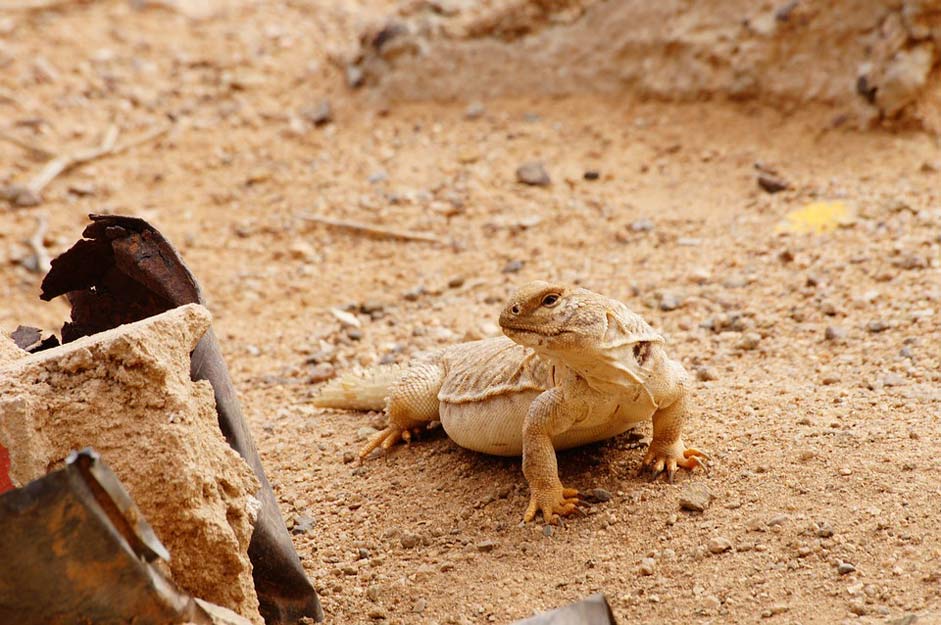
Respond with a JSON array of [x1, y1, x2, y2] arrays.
[[0, 449, 211, 625], [39, 214, 323, 624]]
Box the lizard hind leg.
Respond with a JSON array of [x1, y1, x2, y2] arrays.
[[359, 362, 444, 460]]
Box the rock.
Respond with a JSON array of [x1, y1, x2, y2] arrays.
[[867, 320, 890, 333], [543, 525, 554, 537], [630, 219, 654, 232], [757, 174, 789, 193], [639, 557, 656, 576], [696, 366, 719, 382], [659, 293, 681, 311], [516, 161, 550, 186], [309, 363, 336, 383], [342, 451, 356, 464], [465, 101, 485, 119], [767, 514, 789, 526], [583, 170, 600, 180], [825, 326, 847, 341], [815, 522, 834, 538], [357, 426, 379, 441], [882, 372, 905, 387], [476, 539, 498, 552], [679, 484, 711, 512], [838, 561, 856, 575], [587, 488, 612, 503], [707, 536, 732, 554], [300, 100, 333, 126], [291, 514, 315, 535], [368, 608, 388, 620], [745, 517, 766, 532], [0, 305, 262, 621], [847, 599, 867, 616], [502, 259, 524, 273], [400, 532, 421, 549], [737, 332, 761, 350]]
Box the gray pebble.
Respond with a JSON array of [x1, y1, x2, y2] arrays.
[[516, 161, 551, 186], [300, 100, 333, 126], [476, 539, 498, 552], [679, 484, 711, 512], [767, 514, 789, 526], [465, 101, 485, 119], [659, 293, 681, 311], [400, 532, 421, 549], [588, 488, 612, 502], [638, 557, 656, 576], [291, 514, 316, 535], [502, 259, 524, 273], [356, 426, 379, 441], [837, 561, 856, 575], [867, 320, 890, 333], [707, 536, 732, 554], [696, 366, 719, 382], [630, 219, 654, 232], [737, 332, 761, 350], [309, 363, 336, 383], [825, 326, 847, 341]]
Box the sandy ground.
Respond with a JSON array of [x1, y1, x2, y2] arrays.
[[2, 2, 941, 624]]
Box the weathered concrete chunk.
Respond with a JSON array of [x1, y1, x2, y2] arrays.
[[0, 304, 262, 624]]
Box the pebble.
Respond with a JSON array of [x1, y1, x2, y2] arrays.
[[639, 557, 656, 576], [838, 561, 856, 575], [356, 426, 379, 441], [679, 484, 711, 512], [630, 219, 655, 232], [767, 514, 789, 526], [300, 100, 333, 126], [366, 584, 382, 602], [757, 173, 789, 193], [583, 170, 600, 180], [516, 161, 551, 186], [368, 608, 387, 620], [659, 293, 680, 311], [745, 517, 766, 532], [696, 366, 719, 382], [309, 363, 336, 383], [476, 540, 498, 553], [815, 522, 834, 538], [737, 332, 761, 350], [703, 595, 721, 610], [543, 525, 554, 537], [847, 600, 866, 616], [400, 533, 421, 549], [502, 259, 524, 273], [342, 451, 356, 464], [465, 101, 485, 119], [882, 372, 905, 386], [291, 514, 316, 535], [588, 488, 612, 502], [867, 320, 890, 333], [707, 536, 732, 554]]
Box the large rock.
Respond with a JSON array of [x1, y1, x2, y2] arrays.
[[347, 0, 941, 129], [0, 304, 262, 624]]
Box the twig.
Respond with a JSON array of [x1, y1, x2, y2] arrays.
[[26, 214, 51, 274], [300, 213, 442, 243], [5, 122, 172, 206], [0, 129, 54, 160]]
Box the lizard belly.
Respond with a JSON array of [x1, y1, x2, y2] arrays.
[[553, 398, 655, 451], [439, 392, 539, 456]]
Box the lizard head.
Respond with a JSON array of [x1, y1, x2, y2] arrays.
[[499, 280, 606, 354]]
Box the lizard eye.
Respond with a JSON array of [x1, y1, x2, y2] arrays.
[[541, 294, 560, 307]]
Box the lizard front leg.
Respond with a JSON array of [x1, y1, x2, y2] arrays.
[[521, 381, 590, 523], [360, 362, 444, 459], [638, 393, 707, 482]]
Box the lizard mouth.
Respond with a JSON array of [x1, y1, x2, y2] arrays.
[[501, 325, 572, 339]]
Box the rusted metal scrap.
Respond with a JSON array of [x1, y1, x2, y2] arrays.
[[0, 449, 213, 625], [39, 214, 323, 625], [512, 594, 617, 625]]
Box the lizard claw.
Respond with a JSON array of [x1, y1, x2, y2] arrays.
[[359, 425, 425, 460], [523, 486, 580, 524], [638, 445, 708, 482]]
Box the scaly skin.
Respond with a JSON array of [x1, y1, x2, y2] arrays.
[[313, 281, 706, 523]]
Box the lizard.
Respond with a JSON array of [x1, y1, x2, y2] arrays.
[[312, 280, 706, 523]]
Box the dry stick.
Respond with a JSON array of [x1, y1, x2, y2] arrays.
[[25, 123, 171, 199], [0, 130, 54, 160], [300, 213, 442, 244], [27, 214, 51, 274]]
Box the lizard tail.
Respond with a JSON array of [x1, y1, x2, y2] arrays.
[[311, 365, 405, 411]]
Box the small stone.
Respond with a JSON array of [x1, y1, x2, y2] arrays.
[[400, 533, 421, 549], [502, 259, 524, 273], [300, 100, 333, 126], [583, 170, 600, 181], [757, 174, 789, 193], [543, 525, 554, 537], [309, 363, 336, 383], [476, 539, 498, 553], [447, 276, 465, 288], [821, 374, 840, 385], [403, 285, 425, 301], [291, 514, 316, 535], [345, 64, 364, 88], [847, 600, 866, 616], [882, 372, 905, 386], [707, 536, 732, 554], [839, 467, 852, 476], [798, 449, 816, 462], [745, 517, 766, 532], [825, 326, 847, 341], [815, 522, 834, 538], [368, 608, 387, 620], [465, 101, 485, 119], [356, 426, 379, 441], [366, 584, 382, 602], [679, 484, 711, 512], [516, 161, 550, 186], [413, 598, 427, 613], [638, 557, 656, 576], [342, 451, 356, 464], [867, 320, 890, 333], [659, 293, 680, 311], [587, 488, 612, 503], [838, 561, 856, 575], [767, 514, 789, 526], [737, 332, 761, 350], [630, 219, 655, 232], [696, 366, 719, 382], [703, 595, 721, 610]]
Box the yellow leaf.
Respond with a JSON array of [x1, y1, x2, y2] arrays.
[[776, 201, 853, 234]]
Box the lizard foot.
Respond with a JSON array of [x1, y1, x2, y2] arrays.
[[638, 446, 708, 483], [359, 425, 424, 460], [523, 486, 580, 524]]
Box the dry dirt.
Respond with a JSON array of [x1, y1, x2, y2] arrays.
[[2, 2, 941, 625]]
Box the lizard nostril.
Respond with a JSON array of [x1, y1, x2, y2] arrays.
[[511, 304, 521, 315]]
